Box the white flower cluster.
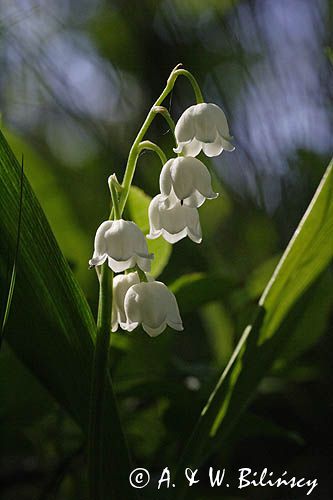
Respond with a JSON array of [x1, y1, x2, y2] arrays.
[[148, 103, 234, 244], [89, 219, 182, 337], [89, 102, 234, 337]]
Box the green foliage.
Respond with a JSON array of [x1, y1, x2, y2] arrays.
[[260, 162, 333, 338], [0, 344, 55, 428], [0, 128, 92, 423], [4, 129, 93, 291], [171, 273, 234, 314], [276, 269, 333, 366], [174, 159, 333, 497], [1, 115, 332, 500], [1, 154, 23, 339], [0, 130, 134, 498], [200, 302, 234, 366]]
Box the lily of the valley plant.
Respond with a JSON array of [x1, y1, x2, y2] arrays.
[[87, 64, 234, 499]]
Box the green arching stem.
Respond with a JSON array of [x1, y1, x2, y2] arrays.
[[109, 177, 121, 220], [118, 64, 204, 215], [138, 140, 167, 166], [119, 96, 174, 214], [173, 69, 204, 104], [154, 105, 176, 134], [107, 174, 122, 220], [88, 65, 203, 499], [88, 264, 113, 499]]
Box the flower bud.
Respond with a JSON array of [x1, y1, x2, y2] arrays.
[[89, 219, 153, 273], [174, 103, 235, 157]]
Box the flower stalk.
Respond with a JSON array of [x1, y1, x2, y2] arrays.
[[173, 68, 204, 103], [138, 140, 167, 165], [87, 64, 227, 498], [108, 174, 121, 220], [135, 265, 148, 283], [88, 263, 113, 500], [154, 105, 176, 135], [119, 64, 204, 215], [88, 175, 120, 499]]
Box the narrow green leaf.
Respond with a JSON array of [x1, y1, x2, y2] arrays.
[[259, 162, 333, 339], [175, 160, 333, 497], [0, 130, 135, 498], [1, 156, 23, 343], [245, 254, 281, 299], [277, 269, 333, 366], [171, 273, 234, 314], [200, 301, 234, 366], [4, 128, 93, 290]]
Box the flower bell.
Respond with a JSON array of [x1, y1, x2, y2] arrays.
[[123, 281, 183, 337], [89, 219, 153, 273], [174, 103, 235, 157], [159, 156, 218, 208], [147, 194, 202, 244], [112, 272, 140, 332]]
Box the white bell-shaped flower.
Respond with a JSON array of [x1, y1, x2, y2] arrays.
[[159, 156, 218, 208], [147, 194, 202, 244], [112, 272, 140, 332], [174, 102, 235, 157], [89, 219, 153, 273], [123, 281, 183, 337], [112, 272, 156, 332]]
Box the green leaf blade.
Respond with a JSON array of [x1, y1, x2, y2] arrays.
[[260, 161, 333, 339], [0, 130, 135, 498], [175, 159, 333, 498]]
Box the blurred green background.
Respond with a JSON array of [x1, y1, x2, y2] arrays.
[[0, 0, 332, 498]]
